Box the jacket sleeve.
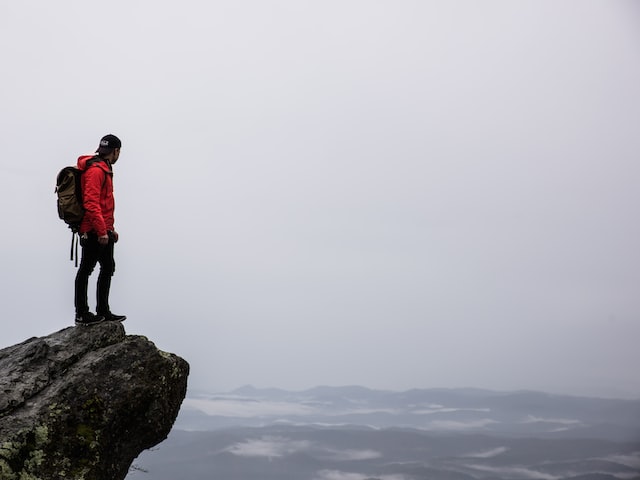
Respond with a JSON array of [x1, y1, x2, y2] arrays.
[[82, 167, 107, 237]]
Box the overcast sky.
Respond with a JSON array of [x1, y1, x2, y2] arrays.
[[1, 1, 639, 398]]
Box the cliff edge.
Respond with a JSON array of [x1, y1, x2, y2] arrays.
[[0, 322, 189, 480]]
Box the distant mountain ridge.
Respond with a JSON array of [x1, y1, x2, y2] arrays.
[[177, 385, 640, 442], [129, 385, 640, 480]]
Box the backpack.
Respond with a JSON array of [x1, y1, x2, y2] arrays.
[[55, 157, 101, 265], [56, 166, 85, 233]]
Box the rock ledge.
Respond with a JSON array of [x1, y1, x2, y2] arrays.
[[0, 322, 189, 480]]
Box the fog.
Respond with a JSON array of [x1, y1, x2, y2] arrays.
[[1, 1, 639, 398]]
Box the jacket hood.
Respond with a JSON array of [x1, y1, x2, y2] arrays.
[[77, 155, 111, 172]]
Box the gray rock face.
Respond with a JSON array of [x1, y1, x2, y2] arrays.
[[0, 322, 189, 480]]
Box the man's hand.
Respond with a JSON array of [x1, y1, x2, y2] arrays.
[[98, 235, 109, 246], [112, 231, 119, 243]]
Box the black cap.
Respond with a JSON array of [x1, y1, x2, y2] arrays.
[[97, 134, 122, 153]]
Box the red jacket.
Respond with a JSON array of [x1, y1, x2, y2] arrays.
[[77, 155, 114, 237]]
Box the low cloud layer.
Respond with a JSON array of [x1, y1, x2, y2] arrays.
[[184, 397, 318, 418], [226, 436, 312, 458], [464, 446, 509, 458], [313, 470, 407, 480], [226, 435, 381, 462], [426, 418, 499, 431]]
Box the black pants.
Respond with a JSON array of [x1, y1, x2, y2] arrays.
[[74, 232, 116, 315]]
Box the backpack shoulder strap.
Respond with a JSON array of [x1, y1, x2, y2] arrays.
[[85, 156, 101, 169], [85, 156, 113, 176]]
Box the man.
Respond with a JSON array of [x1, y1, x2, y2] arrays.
[[74, 134, 127, 325]]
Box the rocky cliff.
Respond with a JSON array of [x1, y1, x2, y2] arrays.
[[0, 322, 189, 480]]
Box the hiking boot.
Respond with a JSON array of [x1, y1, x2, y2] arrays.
[[75, 312, 105, 326], [99, 312, 127, 322]]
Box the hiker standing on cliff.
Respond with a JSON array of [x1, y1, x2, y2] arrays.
[[74, 134, 127, 325]]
